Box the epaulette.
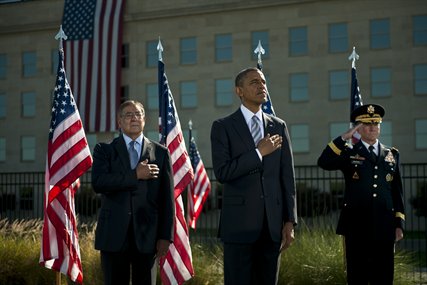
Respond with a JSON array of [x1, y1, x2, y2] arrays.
[[391, 147, 399, 154]]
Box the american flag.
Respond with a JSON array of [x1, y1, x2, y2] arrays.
[[187, 127, 211, 229], [350, 66, 363, 144], [39, 48, 93, 284], [158, 59, 195, 284], [62, 0, 125, 132]]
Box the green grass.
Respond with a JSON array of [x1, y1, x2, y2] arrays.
[[0, 219, 424, 285]]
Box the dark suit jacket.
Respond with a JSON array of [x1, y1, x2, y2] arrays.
[[211, 109, 297, 243], [91, 135, 174, 253], [318, 137, 405, 241]]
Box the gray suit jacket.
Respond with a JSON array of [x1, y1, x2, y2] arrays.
[[91, 135, 174, 253], [211, 109, 297, 243]]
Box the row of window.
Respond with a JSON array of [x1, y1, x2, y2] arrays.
[[145, 65, 427, 109], [144, 15, 427, 67], [0, 15, 426, 79], [0, 62, 425, 117], [1, 119, 426, 162]]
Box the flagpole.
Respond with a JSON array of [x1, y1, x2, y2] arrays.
[[53, 24, 68, 285], [254, 40, 276, 116]]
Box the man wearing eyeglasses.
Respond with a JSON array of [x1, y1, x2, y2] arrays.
[[318, 104, 405, 285], [91, 100, 175, 285]]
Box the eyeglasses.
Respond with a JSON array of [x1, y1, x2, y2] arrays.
[[122, 112, 144, 120]]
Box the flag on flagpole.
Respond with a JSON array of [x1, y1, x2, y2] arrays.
[[62, 0, 125, 132], [158, 58, 195, 285], [348, 47, 363, 144], [254, 41, 276, 116], [187, 124, 211, 229], [39, 47, 93, 284]]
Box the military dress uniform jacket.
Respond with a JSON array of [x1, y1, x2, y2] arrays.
[[318, 137, 405, 242]]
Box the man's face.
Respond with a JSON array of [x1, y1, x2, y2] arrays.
[[358, 122, 381, 144], [236, 70, 268, 111], [118, 104, 145, 138]]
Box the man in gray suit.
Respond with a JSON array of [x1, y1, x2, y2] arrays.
[[211, 67, 297, 285], [92, 100, 174, 285]]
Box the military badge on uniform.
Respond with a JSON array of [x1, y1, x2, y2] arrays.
[[350, 154, 365, 165], [384, 151, 395, 164], [386, 173, 393, 182], [352, 172, 359, 179]]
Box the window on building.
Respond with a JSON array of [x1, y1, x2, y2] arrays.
[[329, 23, 348, 53], [180, 81, 197, 108], [251, 31, 269, 60], [0, 137, 5, 162], [0, 93, 6, 118], [51, 49, 59, 75], [414, 64, 427, 95], [370, 18, 390, 49], [0, 54, 7, 79], [379, 121, 392, 146], [22, 51, 37, 77], [180, 37, 197, 65], [122, 43, 129, 68], [22, 91, 36, 117], [146, 83, 158, 110], [290, 73, 309, 102], [415, 119, 427, 149], [330, 122, 348, 141], [371, 67, 391, 97], [413, 15, 427, 46], [215, 34, 232, 62], [290, 124, 309, 152], [146, 40, 158, 68], [21, 136, 36, 161], [289, 27, 307, 56], [215, 79, 234, 106], [329, 70, 349, 100], [120, 85, 129, 103]]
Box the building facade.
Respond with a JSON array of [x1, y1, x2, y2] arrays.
[[0, 0, 426, 173]]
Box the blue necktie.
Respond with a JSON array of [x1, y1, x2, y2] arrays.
[[251, 115, 262, 145], [129, 141, 139, 169]]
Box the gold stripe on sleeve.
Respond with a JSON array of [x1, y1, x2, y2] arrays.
[[328, 141, 341, 156], [395, 212, 405, 220]]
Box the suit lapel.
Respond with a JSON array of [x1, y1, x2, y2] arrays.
[[263, 114, 276, 135], [115, 135, 133, 169], [230, 109, 257, 149], [141, 137, 155, 162]]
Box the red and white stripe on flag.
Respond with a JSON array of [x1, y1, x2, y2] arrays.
[[39, 48, 92, 284], [188, 137, 211, 229], [62, 0, 124, 132], [160, 197, 194, 284], [158, 58, 195, 284]]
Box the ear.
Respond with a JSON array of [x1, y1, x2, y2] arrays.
[[235, 86, 243, 99]]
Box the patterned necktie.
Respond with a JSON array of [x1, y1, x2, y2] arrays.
[[129, 141, 139, 169], [251, 115, 262, 145], [369, 145, 377, 162]]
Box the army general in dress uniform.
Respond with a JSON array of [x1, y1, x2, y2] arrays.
[[317, 104, 405, 285]]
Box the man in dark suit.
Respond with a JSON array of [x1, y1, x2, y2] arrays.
[[318, 104, 405, 285], [91, 100, 175, 285], [211, 67, 297, 285]]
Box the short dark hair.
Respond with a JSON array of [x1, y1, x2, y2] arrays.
[[235, 67, 261, 87], [118, 100, 145, 118]]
